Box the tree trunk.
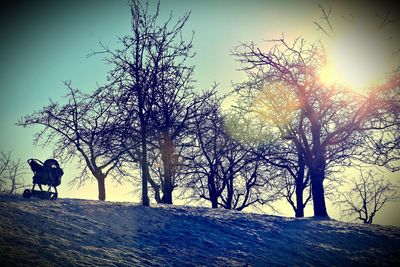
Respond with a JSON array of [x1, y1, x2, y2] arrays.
[[211, 196, 218, 208], [310, 164, 328, 217], [160, 131, 174, 204], [141, 134, 150, 207], [295, 183, 304, 218], [207, 173, 219, 208], [161, 186, 173, 204], [148, 175, 162, 203], [295, 159, 305, 218], [225, 175, 234, 209], [97, 176, 106, 201], [307, 112, 328, 217]]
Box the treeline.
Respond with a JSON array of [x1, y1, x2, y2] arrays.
[[17, 1, 400, 223]]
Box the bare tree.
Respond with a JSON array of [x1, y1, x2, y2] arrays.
[[313, 5, 400, 173], [148, 84, 215, 204], [233, 37, 400, 217], [336, 170, 398, 224], [98, 0, 197, 206], [187, 99, 227, 208], [231, 90, 313, 217], [186, 96, 278, 210], [0, 151, 25, 194], [356, 86, 400, 172], [18, 83, 125, 201]]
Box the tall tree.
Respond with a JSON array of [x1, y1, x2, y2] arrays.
[[147, 89, 216, 204], [233, 38, 400, 217], [100, 0, 195, 206]]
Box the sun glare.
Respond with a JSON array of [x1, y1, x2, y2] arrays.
[[320, 24, 392, 94]]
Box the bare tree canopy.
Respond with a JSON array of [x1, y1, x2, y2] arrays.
[[184, 95, 280, 211], [0, 151, 25, 194], [336, 170, 399, 224], [18, 83, 125, 201], [93, 0, 200, 206], [232, 35, 400, 217]]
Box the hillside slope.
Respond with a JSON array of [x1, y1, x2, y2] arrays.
[[0, 194, 399, 266]]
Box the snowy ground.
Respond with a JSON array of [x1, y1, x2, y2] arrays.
[[0, 194, 399, 266]]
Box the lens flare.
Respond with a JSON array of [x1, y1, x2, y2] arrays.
[[253, 82, 300, 130], [222, 83, 300, 146]]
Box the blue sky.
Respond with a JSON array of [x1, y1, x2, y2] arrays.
[[0, 0, 324, 165]]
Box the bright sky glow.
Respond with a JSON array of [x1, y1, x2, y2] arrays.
[[320, 24, 393, 94]]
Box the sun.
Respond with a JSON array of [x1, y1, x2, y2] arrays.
[[319, 24, 392, 94]]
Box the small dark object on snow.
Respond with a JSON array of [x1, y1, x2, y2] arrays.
[[23, 158, 63, 200]]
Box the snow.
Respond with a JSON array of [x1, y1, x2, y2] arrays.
[[0, 194, 399, 266]]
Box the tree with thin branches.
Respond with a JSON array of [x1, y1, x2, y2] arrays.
[[336, 170, 398, 224], [18, 83, 125, 201], [97, 0, 198, 206], [0, 151, 25, 194], [185, 96, 279, 210], [232, 36, 400, 217], [232, 85, 313, 217]]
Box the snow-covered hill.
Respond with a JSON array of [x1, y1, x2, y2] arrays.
[[0, 194, 399, 266]]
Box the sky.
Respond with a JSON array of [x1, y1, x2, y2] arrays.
[[0, 0, 399, 225]]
